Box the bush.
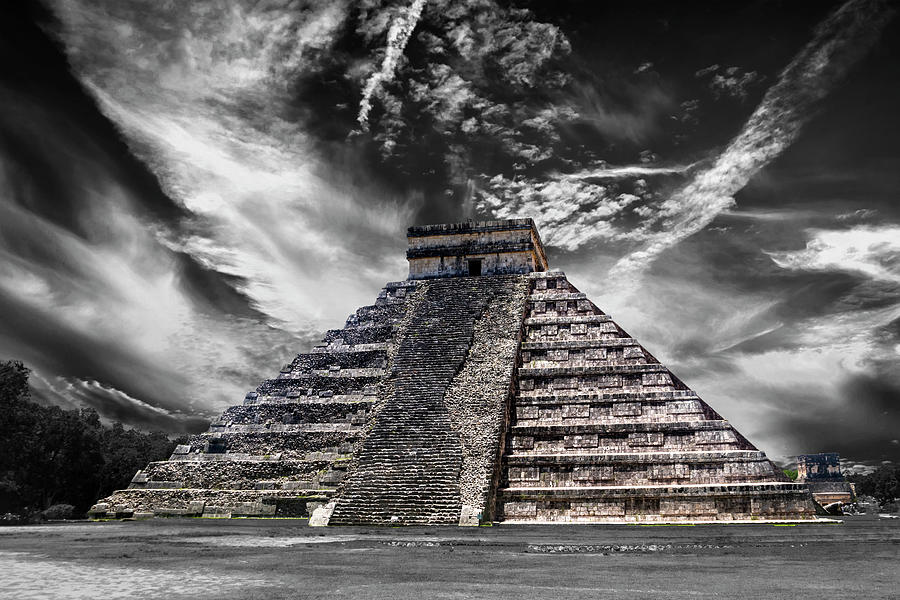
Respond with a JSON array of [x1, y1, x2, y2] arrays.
[[41, 503, 75, 520], [848, 464, 900, 508]]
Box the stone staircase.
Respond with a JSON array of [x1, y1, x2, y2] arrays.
[[329, 275, 529, 525], [495, 270, 816, 523]]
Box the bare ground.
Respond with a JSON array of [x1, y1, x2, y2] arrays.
[[1, 516, 898, 599]]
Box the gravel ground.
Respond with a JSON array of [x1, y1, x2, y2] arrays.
[[1, 516, 898, 599]]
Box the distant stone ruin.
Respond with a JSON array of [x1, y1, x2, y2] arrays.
[[90, 218, 817, 524], [796, 453, 855, 507]]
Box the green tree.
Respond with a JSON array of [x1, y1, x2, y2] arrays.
[[0, 360, 29, 402], [0, 359, 180, 519], [848, 464, 900, 507]]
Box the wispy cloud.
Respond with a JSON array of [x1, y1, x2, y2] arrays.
[[357, 0, 428, 131], [48, 0, 413, 334], [0, 0, 422, 430], [719, 208, 821, 222], [477, 163, 693, 250], [695, 64, 765, 101], [610, 0, 895, 282], [562, 163, 696, 182]]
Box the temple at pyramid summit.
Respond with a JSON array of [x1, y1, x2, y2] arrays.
[[90, 218, 818, 524]]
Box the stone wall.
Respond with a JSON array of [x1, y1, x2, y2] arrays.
[[406, 218, 547, 280], [797, 453, 843, 480], [408, 251, 540, 280]]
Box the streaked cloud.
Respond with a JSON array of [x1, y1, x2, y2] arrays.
[[562, 163, 697, 182], [767, 226, 900, 283], [357, 0, 427, 131]]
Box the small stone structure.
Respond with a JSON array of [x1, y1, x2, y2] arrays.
[[90, 218, 817, 523], [796, 453, 855, 507], [407, 219, 548, 279]]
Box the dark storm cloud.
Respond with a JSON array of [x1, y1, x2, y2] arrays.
[[755, 372, 900, 464], [29, 376, 211, 434]]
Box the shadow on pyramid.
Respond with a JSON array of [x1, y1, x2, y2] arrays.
[[91, 219, 817, 524]]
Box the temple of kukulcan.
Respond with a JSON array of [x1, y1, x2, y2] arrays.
[[91, 219, 817, 524]]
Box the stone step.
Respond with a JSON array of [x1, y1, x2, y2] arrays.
[[278, 367, 386, 379], [497, 483, 815, 522], [514, 415, 709, 427], [503, 450, 783, 488], [223, 402, 372, 425], [193, 430, 361, 458], [518, 364, 668, 377], [257, 374, 382, 397], [289, 349, 388, 371], [499, 481, 810, 498], [525, 314, 614, 326], [322, 324, 395, 346], [520, 338, 639, 350], [243, 394, 377, 407], [505, 450, 769, 464], [90, 488, 334, 519], [505, 420, 749, 454], [515, 390, 700, 404], [528, 292, 588, 302], [510, 419, 734, 436], [205, 423, 361, 434], [311, 342, 389, 354]]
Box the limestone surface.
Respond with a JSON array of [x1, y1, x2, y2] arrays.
[[497, 269, 814, 522]]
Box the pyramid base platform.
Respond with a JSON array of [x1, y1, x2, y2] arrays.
[[498, 483, 817, 523], [88, 488, 331, 520]]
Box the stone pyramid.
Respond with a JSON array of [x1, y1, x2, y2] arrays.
[[91, 219, 816, 524]]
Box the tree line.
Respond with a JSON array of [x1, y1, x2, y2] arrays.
[[848, 465, 900, 509], [0, 360, 184, 522]]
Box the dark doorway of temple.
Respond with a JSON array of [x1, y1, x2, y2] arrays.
[[467, 259, 482, 276]]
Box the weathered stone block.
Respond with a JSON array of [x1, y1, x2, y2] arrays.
[[562, 405, 590, 419], [612, 402, 642, 417], [565, 434, 598, 449], [628, 432, 664, 446], [512, 436, 534, 450], [504, 502, 537, 517]]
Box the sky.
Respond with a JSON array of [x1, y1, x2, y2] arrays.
[[1, 0, 898, 470]]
